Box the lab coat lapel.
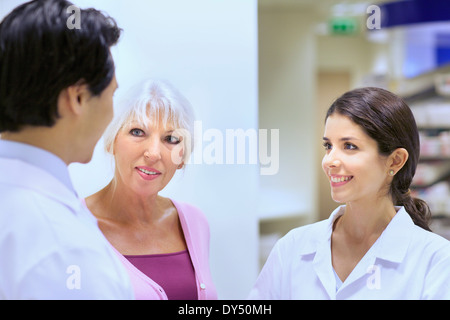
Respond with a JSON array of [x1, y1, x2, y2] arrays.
[[309, 208, 342, 299], [337, 252, 377, 296], [335, 207, 412, 297], [372, 207, 412, 263], [312, 236, 336, 299]]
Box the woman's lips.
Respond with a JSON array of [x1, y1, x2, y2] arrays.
[[135, 166, 161, 180], [330, 175, 353, 187]]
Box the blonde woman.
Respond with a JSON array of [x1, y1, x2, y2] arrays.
[[85, 79, 217, 300]]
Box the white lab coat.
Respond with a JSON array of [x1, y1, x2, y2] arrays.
[[249, 206, 450, 300], [0, 157, 134, 299]]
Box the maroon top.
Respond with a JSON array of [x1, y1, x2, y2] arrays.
[[124, 250, 198, 300]]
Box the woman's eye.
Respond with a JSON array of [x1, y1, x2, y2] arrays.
[[130, 128, 145, 137], [165, 135, 181, 144], [322, 142, 332, 150], [344, 142, 358, 150]]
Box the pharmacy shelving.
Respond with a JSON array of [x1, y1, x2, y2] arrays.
[[399, 68, 450, 228]]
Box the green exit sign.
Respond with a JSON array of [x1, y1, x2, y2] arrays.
[[329, 18, 358, 35]]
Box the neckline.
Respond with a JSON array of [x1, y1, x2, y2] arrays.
[[124, 249, 188, 259]]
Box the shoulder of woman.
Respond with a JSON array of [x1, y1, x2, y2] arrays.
[[411, 223, 450, 252], [276, 219, 330, 252], [171, 198, 208, 223]]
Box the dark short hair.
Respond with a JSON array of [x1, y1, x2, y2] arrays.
[[326, 87, 431, 231], [0, 0, 122, 132]]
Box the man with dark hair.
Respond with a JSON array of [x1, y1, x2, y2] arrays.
[[0, 0, 134, 299]]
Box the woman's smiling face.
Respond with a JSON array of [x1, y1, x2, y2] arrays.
[[113, 117, 184, 197], [322, 113, 391, 205]]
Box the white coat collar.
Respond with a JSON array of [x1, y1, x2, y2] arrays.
[[298, 205, 414, 263], [0, 140, 75, 193], [297, 205, 415, 299], [0, 157, 81, 215]]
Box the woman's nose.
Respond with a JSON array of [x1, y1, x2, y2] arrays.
[[144, 139, 162, 162], [322, 150, 341, 169]]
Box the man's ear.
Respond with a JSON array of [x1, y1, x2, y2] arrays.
[[388, 147, 409, 175], [58, 83, 90, 117]]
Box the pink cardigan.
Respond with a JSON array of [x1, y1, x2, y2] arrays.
[[88, 199, 217, 300]]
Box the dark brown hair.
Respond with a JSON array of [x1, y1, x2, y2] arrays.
[[0, 0, 122, 132], [326, 87, 431, 231]]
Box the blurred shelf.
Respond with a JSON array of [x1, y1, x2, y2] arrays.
[[431, 216, 450, 240], [412, 162, 450, 188], [419, 156, 450, 162], [393, 64, 450, 100]]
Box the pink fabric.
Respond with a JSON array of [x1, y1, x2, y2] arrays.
[[83, 198, 217, 300], [124, 250, 198, 300]]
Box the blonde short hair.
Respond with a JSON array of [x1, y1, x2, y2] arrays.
[[103, 79, 195, 161]]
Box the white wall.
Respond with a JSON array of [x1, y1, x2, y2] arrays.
[[258, 7, 318, 221], [1, 0, 259, 299]]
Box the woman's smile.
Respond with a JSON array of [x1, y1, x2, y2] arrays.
[[135, 166, 162, 180], [329, 174, 354, 187]]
